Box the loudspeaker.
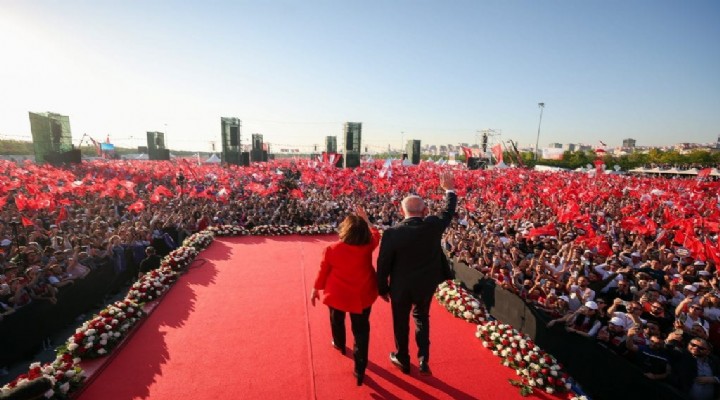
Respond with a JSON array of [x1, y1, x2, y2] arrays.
[[344, 153, 360, 168], [241, 152, 250, 166], [44, 149, 81, 166], [467, 157, 485, 170], [406, 140, 421, 165], [229, 126, 239, 146], [252, 134, 263, 151], [51, 120, 62, 146], [344, 123, 361, 152], [150, 148, 170, 161], [223, 151, 239, 165], [325, 136, 337, 153], [250, 149, 264, 162], [147, 132, 165, 151]]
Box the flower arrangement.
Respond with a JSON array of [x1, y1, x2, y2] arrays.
[[250, 225, 295, 236], [126, 268, 178, 304], [161, 246, 199, 271], [182, 231, 214, 250], [208, 224, 249, 236], [59, 300, 145, 360], [208, 224, 338, 237], [0, 354, 84, 400], [435, 280, 489, 324], [296, 224, 336, 235], [476, 321, 571, 396]]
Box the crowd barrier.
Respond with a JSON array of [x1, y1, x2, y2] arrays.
[[0, 245, 144, 369], [452, 261, 689, 400]]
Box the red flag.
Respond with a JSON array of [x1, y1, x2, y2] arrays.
[[491, 144, 503, 165], [461, 146, 473, 159], [55, 207, 68, 225], [594, 159, 604, 174], [127, 200, 145, 213], [21, 215, 34, 227], [290, 189, 304, 199], [698, 168, 713, 178], [14, 193, 27, 211]]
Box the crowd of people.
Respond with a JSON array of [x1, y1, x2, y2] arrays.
[[2, 158, 720, 398]]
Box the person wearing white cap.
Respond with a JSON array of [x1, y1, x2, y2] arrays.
[[619, 250, 644, 269], [563, 301, 603, 338], [596, 315, 631, 356]]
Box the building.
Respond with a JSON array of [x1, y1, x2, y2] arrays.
[[562, 143, 576, 152], [622, 138, 637, 148], [548, 143, 563, 149]]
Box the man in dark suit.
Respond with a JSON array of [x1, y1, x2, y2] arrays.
[[672, 337, 720, 400], [377, 172, 456, 375]]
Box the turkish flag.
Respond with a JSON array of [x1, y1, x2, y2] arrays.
[[55, 207, 68, 225], [491, 144, 503, 165], [698, 168, 713, 178], [21, 215, 34, 227], [127, 200, 145, 213]]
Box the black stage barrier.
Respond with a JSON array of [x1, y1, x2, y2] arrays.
[[450, 260, 689, 400], [0, 246, 145, 368]]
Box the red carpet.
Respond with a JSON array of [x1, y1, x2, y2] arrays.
[[78, 236, 552, 399]]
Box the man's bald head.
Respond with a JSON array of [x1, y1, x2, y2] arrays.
[[402, 195, 426, 217]]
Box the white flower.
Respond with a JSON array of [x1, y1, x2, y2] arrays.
[[30, 362, 41, 369], [44, 389, 54, 398], [73, 357, 81, 364], [492, 350, 499, 356], [114, 332, 121, 338], [87, 335, 95, 342], [98, 348, 107, 355], [546, 387, 554, 394], [60, 382, 70, 393], [100, 339, 108, 346], [85, 342, 94, 349], [64, 370, 76, 378], [463, 311, 473, 320], [86, 329, 96, 336], [42, 366, 54, 375], [536, 378, 543, 385]]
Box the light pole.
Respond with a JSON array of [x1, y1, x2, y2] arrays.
[[400, 131, 405, 155], [534, 102, 545, 160]]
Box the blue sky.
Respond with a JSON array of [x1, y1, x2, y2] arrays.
[[1, 1, 718, 152]]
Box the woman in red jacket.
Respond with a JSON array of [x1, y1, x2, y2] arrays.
[[311, 206, 380, 386]]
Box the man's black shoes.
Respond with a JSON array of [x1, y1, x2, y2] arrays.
[[419, 362, 432, 376], [389, 352, 410, 374], [353, 370, 365, 386], [332, 341, 345, 355]]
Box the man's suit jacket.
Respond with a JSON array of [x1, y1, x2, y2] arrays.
[[377, 191, 456, 301]]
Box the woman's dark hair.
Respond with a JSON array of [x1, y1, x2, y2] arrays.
[[338, 215, 371, 246]]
